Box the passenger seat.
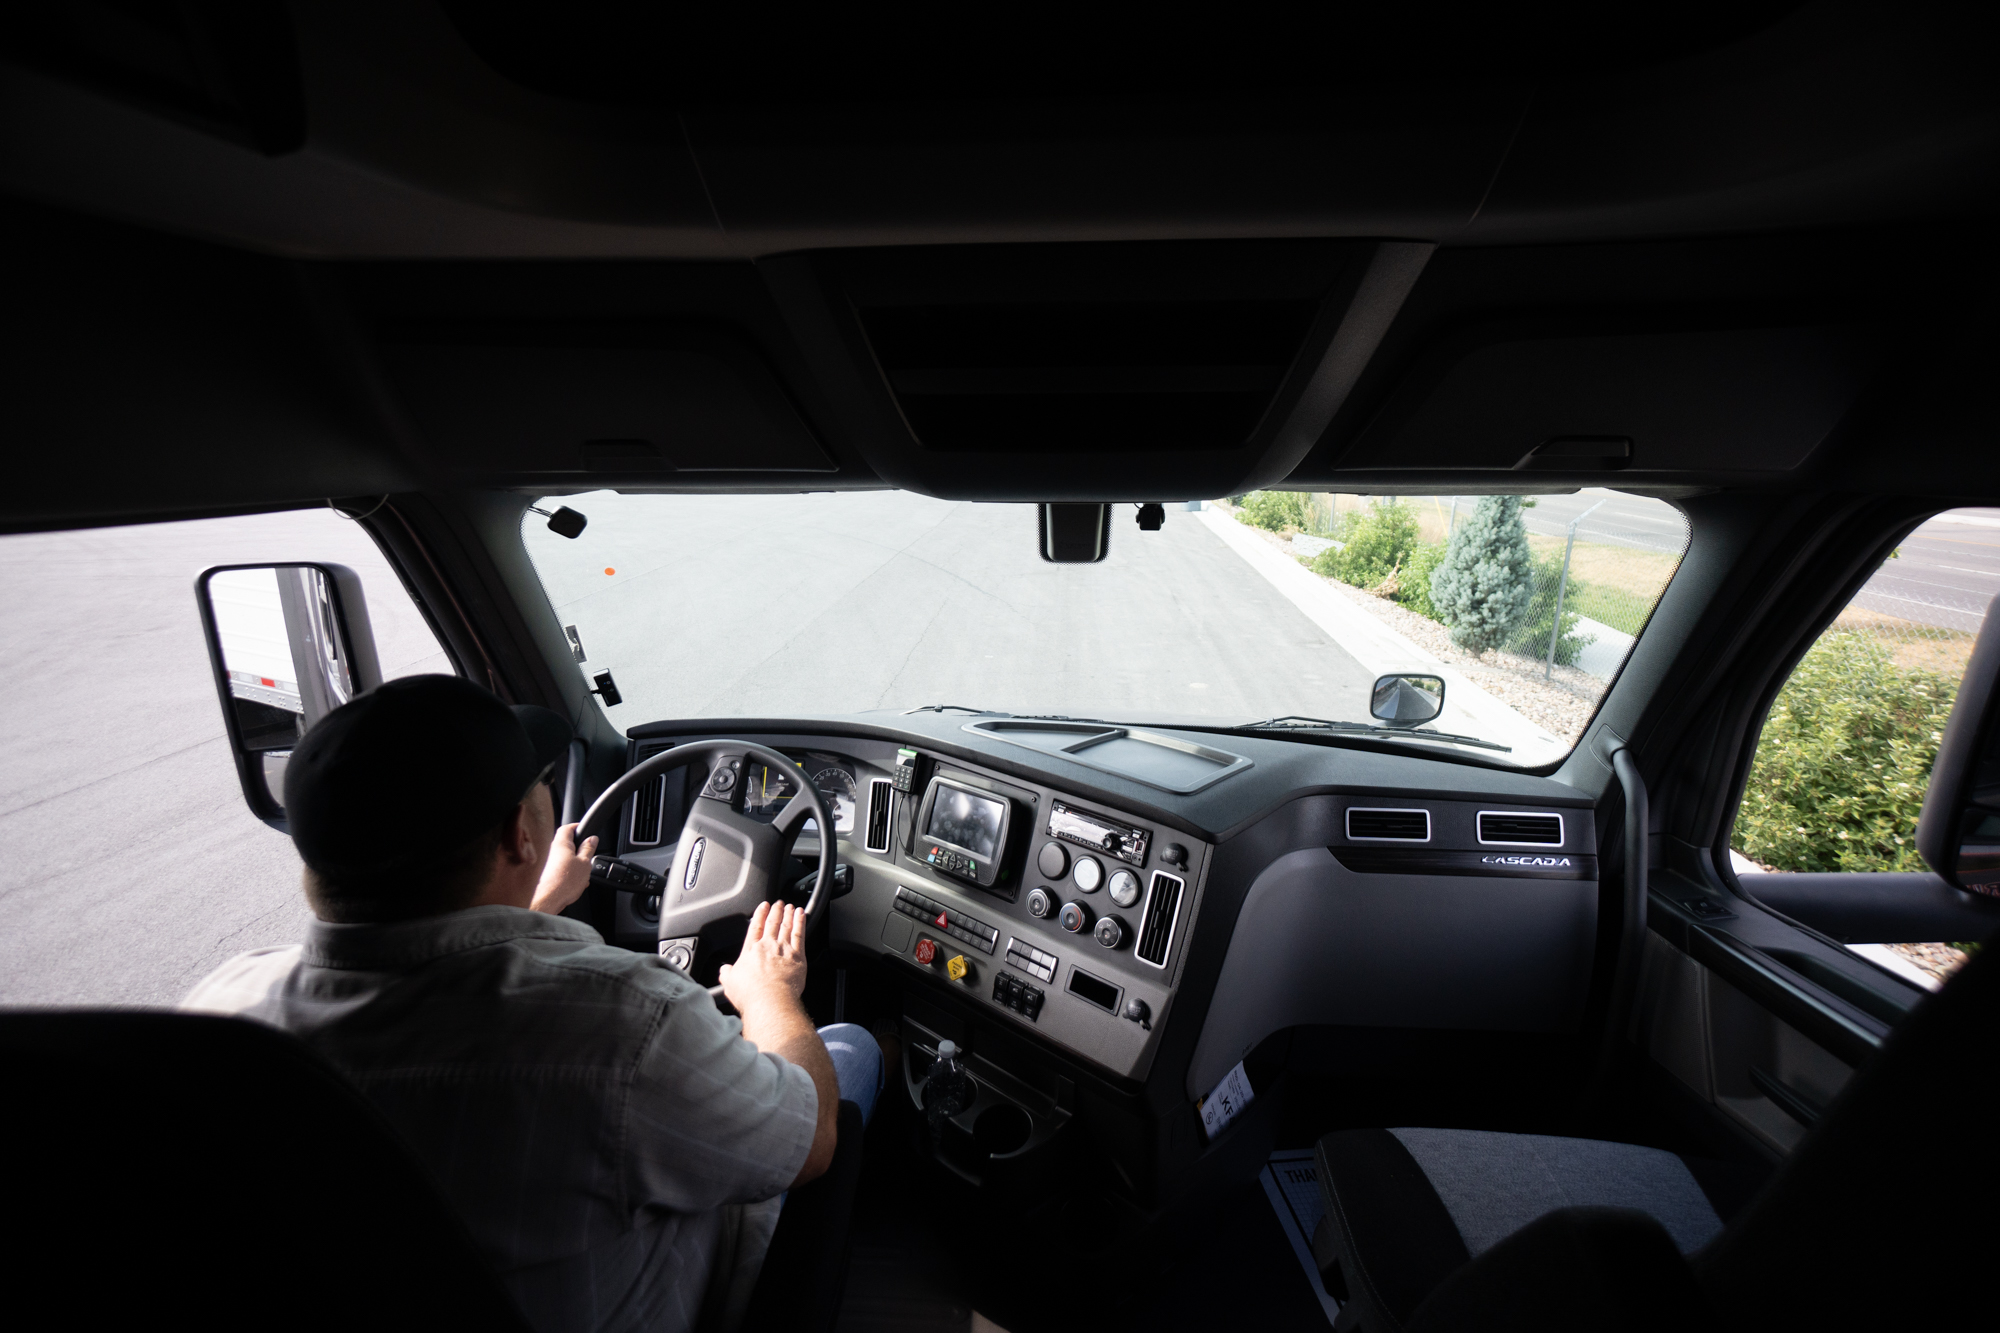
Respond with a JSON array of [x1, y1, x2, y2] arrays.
[[1310, 934, 1998, 1330]]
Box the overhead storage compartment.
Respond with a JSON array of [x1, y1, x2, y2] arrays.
[[376, 324, 834, 480]]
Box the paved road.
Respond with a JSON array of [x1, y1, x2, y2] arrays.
[[1849, 510, 2000, 634], [525, 493, 1378, 728], [0, 509, 448, 1008]]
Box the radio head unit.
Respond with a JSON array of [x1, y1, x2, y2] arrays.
[[914, 776, 1014, 891], [1047, 799, 1150, 867]]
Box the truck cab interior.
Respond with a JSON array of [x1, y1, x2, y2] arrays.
[[3, 4, 1997, 1330]]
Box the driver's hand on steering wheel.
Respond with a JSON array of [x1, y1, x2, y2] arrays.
[[719, 902, 809, 1015], [530, 822, 599, 916]]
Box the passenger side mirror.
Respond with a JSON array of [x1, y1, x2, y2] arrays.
[[195, 564, 382, 829], [1918, 593, 2000, 894], [1370, 673, 1445, 727]]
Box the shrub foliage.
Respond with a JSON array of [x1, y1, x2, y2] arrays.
[[1310, 499, 1422, 587], [1235, 491, 1313, 532], [1734, 631, 1958, 873], [1428, 496, 1535, 654]]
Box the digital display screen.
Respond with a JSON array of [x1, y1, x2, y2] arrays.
[[926, 784, 1006, 862]]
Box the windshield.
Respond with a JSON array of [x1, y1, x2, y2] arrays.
[[523, 489, 1689, 767]]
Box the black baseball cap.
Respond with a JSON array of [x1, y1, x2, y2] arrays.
[[284, 674, 572, 877]]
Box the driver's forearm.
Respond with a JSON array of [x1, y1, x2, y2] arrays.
[[739, 992, 841, 1185]]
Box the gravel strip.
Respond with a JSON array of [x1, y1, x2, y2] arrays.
[[1886, 941, 1972, 984]]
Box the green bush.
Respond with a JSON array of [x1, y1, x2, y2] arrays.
[[1428, 496, 1535, 654], [1310, 499, 1421, 586], [1235, 491, 1313, 532], [1734, 632, 1958, 873], [1396, 541, 1449, 619], [1504, 555, 1595, 667]]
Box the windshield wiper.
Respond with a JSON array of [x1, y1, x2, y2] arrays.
[[903, 706, 1115, 725], [1231, 715, 1513, 753]]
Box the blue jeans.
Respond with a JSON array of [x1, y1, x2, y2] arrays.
[[817, 1022, 882, 1128]]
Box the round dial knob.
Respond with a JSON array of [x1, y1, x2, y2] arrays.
[[1072, 856, 1104, 893], [1025, 887, 1055, 919], [1037, 842, 1069, 879], [1102, 832, 1122, 852], [661, 942, 694, 972], [1107, 869, 1141, 908], [1058, 901, 1092, 934], [1093, 915, 1126, 949]]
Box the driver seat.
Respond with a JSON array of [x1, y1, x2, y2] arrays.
[[0, 1010, 860, 1332]]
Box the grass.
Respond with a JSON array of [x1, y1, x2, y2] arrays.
[[1827, 606, 1976, 675], [1523, 534, 1680, 635]]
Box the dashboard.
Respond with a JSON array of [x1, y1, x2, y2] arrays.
[[600, 713, 1599, 1096]]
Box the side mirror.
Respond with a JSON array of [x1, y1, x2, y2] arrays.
[[195, 564, 382, 829], [1370, 673, 1445, 727], [1918, 593, 2000, 894]]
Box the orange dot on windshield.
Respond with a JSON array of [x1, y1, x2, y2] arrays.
[[604, 567, 616, 576]]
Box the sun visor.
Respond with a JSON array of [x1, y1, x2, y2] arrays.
[[1332, 323, 1883, 478], [377, 326, 833, 481]]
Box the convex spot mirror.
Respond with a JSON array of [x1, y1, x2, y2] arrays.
[[1371, 673, 1445, 727], [195, 564, 382, 829]]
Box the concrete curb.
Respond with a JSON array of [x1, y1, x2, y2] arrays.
[[1196, 509, 1565, 762]]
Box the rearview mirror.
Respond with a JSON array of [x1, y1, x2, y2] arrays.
[[195, 564, 382, 828], [1370, 673, 1445, 727]]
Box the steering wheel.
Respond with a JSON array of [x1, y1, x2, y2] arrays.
[[575, 740, 837, 973]]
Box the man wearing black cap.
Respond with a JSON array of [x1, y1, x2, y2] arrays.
[[183, 675, 876, 1333]]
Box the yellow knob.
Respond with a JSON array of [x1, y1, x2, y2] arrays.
[[945, 954, 968, 981]]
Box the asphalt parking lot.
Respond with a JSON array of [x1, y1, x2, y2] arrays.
[[524, 492, 1378, 726], [0, 508, 447, 1008]]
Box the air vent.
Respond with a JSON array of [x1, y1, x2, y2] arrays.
[[862, 301, 1317, 454], [1137, 872, 1184, 968], [865, 779, 894, 854], [1347, 808, 1430, 842], [1478, 812, 1564, 846], [628, 743, 672, 846]]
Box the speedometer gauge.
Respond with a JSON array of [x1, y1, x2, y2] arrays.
[[812, 767, 859, 836]]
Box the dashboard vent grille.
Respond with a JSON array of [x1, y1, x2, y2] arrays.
[[865, 779, 893, 853], [1137, 872, 1184, 968], [629, 743, 671, 846], [1478, 812, 1564, 846], [1347, 808, 1430, 841]]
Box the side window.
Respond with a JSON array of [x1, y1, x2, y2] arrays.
[[1733, 507, 1997, 985], [0, 506, 450, 1007]]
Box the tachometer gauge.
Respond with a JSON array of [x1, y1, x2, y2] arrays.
[[811, 767, 859, 835], [741, 763, 798, 819]]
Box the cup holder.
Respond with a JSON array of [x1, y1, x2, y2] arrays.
[[972, 1102, 1032, 1157]]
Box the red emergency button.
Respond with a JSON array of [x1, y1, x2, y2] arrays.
[[934, 910, 949, 928], [914, 937, 937, 965]]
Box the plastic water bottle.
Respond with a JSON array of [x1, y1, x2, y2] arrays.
[[924, 1039, 974, 1144]]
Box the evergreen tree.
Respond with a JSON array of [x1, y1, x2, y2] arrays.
[[1429, 495, 1535, 654]]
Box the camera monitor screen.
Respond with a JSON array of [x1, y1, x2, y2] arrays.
[[925, 783, 1007, 862]]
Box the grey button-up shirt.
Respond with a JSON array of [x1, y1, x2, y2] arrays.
[[182, 906, 817, 1333]]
